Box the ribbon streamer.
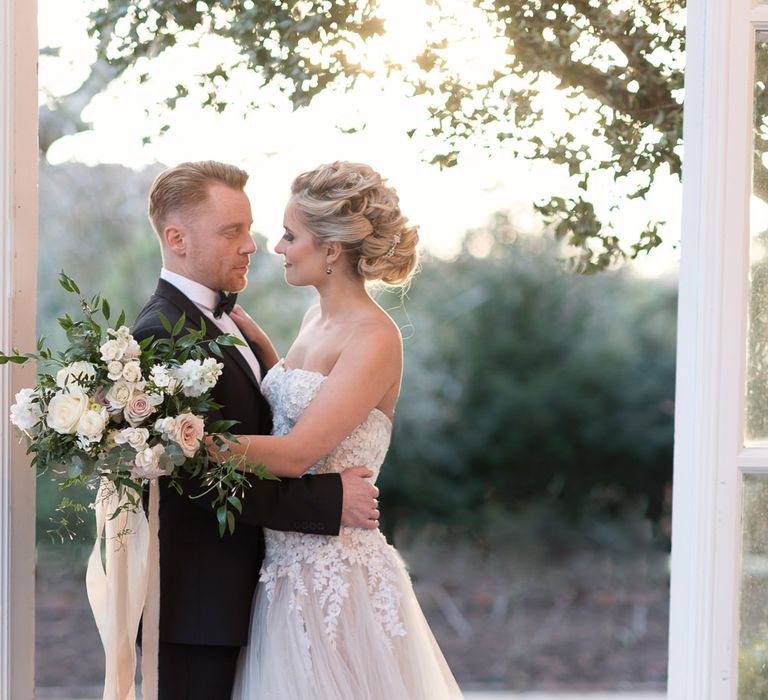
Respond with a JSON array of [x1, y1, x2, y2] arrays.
[[141, 480, 160, 700], [86, 478, 160, 700]]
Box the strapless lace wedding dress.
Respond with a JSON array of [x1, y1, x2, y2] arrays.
[[231, 360, 463, 699]]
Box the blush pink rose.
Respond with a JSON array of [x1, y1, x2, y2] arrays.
[[171, 412, 205, 458], [124, 393, 155, 427]]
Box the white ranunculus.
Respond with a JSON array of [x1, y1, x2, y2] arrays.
[[76, 407, 108, 444], [114, 427, 150, 451], [132, 444, 166, 480], [100, 339, 125, 363], [56, 361, 97, 390], [122, 360, 142, 383], [10, 388, 42, 431], [106, 380, 134, 410], [46, 387, 89, 434], [107, 360, 123, 381]]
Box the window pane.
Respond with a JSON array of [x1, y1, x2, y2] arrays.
[[738, 474, 768, 697], [745, 32, 768, 443]]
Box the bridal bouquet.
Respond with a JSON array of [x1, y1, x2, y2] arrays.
[[2, 272, 268, 537]]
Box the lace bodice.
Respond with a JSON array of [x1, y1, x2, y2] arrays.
[[258, 360, 404, 647], [261, 359, 392, 480]]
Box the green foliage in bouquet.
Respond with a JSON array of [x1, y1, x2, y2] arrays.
[[2, 272, 274, 539]]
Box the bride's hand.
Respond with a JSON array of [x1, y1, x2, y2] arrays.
[[230, 305, 279, 368], [230, 305, 264, 343]]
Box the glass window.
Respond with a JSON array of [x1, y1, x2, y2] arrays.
[[738, 474, 768, 697], [745, 32, 768, 443]]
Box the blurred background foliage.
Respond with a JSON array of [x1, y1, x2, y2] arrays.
[[36, 160, 676, 550]]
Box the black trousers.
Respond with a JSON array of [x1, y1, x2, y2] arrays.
[[157, 642, 241, 700]]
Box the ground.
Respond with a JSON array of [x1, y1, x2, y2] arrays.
[[35, 529, 669, 694]]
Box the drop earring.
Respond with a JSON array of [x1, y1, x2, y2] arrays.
[[326, 265, 332, 275]]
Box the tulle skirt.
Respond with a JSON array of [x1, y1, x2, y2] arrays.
[[232, 531, 463, 700]]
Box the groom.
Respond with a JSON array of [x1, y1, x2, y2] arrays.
[[132, 161, 380, 699]]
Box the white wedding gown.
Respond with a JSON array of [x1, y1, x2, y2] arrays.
[[232, 360, 463, 699]]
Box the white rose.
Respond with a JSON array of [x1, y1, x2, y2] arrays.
[[168, 412, 206, 458], [122, 360, 142, 383], [76, 407, 108, 444], [46, 388, 89, 434], [100, 339, 125, 363], [124, 392, 155, 427], [106, 380, 134, 410], [10, 388, 42, 431], [56, 361, 97, 390], [132, 444, 167, 480], [122, 339, 141, 361], [146, 391, 164, 407], [154, 417, 176, 439], [110, 325, 132, 341], [107, 360, 123, 381], [114, 427, 150, 451]]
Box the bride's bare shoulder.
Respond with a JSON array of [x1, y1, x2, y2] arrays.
[[353, 308, 402, 353]]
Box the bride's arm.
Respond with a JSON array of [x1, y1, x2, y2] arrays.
[[229, 305, 279, 368], [215, 323, 401, 477]]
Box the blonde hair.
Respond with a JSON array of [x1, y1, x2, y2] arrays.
[[148, 161, 249, 235], [290, 161, 419, 286]]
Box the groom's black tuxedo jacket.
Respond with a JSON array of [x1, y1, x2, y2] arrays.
[[132, 279, 343, 646]]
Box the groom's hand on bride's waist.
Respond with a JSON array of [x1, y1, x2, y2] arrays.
[[340, 467, 380, 529]]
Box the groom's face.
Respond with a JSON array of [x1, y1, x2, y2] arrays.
[[179, 183, 255, 292]]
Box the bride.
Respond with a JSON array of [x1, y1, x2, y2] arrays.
[[217, 161, 463, 699]]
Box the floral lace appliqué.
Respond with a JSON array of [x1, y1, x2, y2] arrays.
[[259, 361, 405, 650]]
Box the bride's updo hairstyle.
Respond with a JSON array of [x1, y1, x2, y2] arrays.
[[290, 161, 419, 286]]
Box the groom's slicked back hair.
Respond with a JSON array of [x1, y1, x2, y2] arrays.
[[148, 160, 249, 236]]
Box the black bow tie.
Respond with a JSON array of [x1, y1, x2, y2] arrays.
[[213, 292, 238, 319]]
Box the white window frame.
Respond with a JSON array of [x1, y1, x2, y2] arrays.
[[0, 1, 38, 698], [669, 1, 768, 698]]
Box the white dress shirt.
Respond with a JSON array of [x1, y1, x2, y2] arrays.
[[160, 268, 262, 383]]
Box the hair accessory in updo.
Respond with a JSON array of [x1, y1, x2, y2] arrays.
[[385, 233, 401, 258]]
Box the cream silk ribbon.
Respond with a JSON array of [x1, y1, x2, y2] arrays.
[[86, 478, 160, 700]]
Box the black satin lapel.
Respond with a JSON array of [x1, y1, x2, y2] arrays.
[[154, 279, 260, 390]]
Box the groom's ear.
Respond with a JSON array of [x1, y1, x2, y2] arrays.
[[164, 225, 186, 255]]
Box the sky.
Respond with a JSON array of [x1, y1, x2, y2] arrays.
[[38, 0, 685, 276]]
